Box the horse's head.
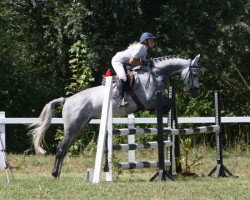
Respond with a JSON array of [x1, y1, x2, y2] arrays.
[[181, 54, 200, 98]]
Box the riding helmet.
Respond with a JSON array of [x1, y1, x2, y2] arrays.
[[140, 32, 155, 43]]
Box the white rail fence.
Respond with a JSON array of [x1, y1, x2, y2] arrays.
[[0, 112, 249, 153], [2, 116, 250, 125], [0, 112, 249, 180], [1, 113, 249, 153]]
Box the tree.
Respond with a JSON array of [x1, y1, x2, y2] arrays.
[[157, 0, 250, 145], [0, 0, 249, 152]]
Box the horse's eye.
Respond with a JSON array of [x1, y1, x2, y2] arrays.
[[192, 69, 199, 76]]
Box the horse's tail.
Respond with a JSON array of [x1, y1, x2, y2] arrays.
[[28, 97, 65, 155]]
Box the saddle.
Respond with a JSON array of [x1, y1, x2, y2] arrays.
[[101, 67, 148, 111], [102, 68, 135, 90]]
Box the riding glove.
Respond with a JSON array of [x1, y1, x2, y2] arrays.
[[142, 59, 153, 67]]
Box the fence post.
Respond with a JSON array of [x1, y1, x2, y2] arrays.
[[0, 112, 6, 170], [128, 114, 135, 162], [92, 77, 113, 184], [208, 90, 236, 178], [0, 111, 14, 182]]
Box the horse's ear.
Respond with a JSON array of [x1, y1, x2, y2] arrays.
[[191, 54, 200, 66]]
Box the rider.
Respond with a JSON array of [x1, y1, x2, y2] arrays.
[[111, 32, 155, 107]]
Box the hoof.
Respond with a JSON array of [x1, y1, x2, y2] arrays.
[[52, 171, 60, 179]]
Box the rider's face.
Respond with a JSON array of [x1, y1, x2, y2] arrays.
[[147, 39, 154, 48]]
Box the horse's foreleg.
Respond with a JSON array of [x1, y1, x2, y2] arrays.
[[162, 96, 173, 114], [148, 96, 173, 115]]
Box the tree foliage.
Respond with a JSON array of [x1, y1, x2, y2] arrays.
[[66, 40, 95, 96], [0, 0, 249, 153]]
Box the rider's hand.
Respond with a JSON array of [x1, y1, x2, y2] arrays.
[[142, 59, 153, 66]]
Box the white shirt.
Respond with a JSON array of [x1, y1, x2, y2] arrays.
[[112, 43, 147, 63]]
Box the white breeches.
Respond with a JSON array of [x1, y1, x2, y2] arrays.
[[111, 59, 127, 81]]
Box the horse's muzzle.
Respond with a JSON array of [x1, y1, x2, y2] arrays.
[[190, 87, 200, 98]]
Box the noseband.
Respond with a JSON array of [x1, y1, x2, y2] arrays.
[[182, 64, 199, 89]]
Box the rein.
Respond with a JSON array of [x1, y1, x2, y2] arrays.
[[182, 63, 199, 89], [145, 63, 161, 90]]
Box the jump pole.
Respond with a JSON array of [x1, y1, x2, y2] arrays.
[[150, 90, 174, 181], [168, 77, 182, 174], [208, 90, 236, 177]]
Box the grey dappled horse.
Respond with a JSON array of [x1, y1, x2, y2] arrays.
[[29, 54, 201, 178]]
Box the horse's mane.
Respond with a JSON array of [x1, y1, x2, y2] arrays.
[[129, 55, 190, 77], [153, 56, 187, 63]]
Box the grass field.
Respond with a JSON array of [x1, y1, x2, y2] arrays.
[[0, 147, 249, 200]]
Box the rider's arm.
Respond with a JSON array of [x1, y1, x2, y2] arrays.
[[129, 57, 143, 66]]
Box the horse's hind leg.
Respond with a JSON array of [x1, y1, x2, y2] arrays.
[[52, 133, 72, 178], [52, 118, 89, 179]]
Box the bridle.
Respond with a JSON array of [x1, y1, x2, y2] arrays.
[[182, 63, 200, 89], [142, 60, 200, 91]]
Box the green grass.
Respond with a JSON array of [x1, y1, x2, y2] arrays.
[[0, 148, 249, 200]]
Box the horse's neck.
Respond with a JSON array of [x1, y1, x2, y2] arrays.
[[152, 58, 189, 78]]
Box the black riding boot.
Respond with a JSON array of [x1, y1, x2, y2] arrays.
[[117, 79, 129, 108]]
